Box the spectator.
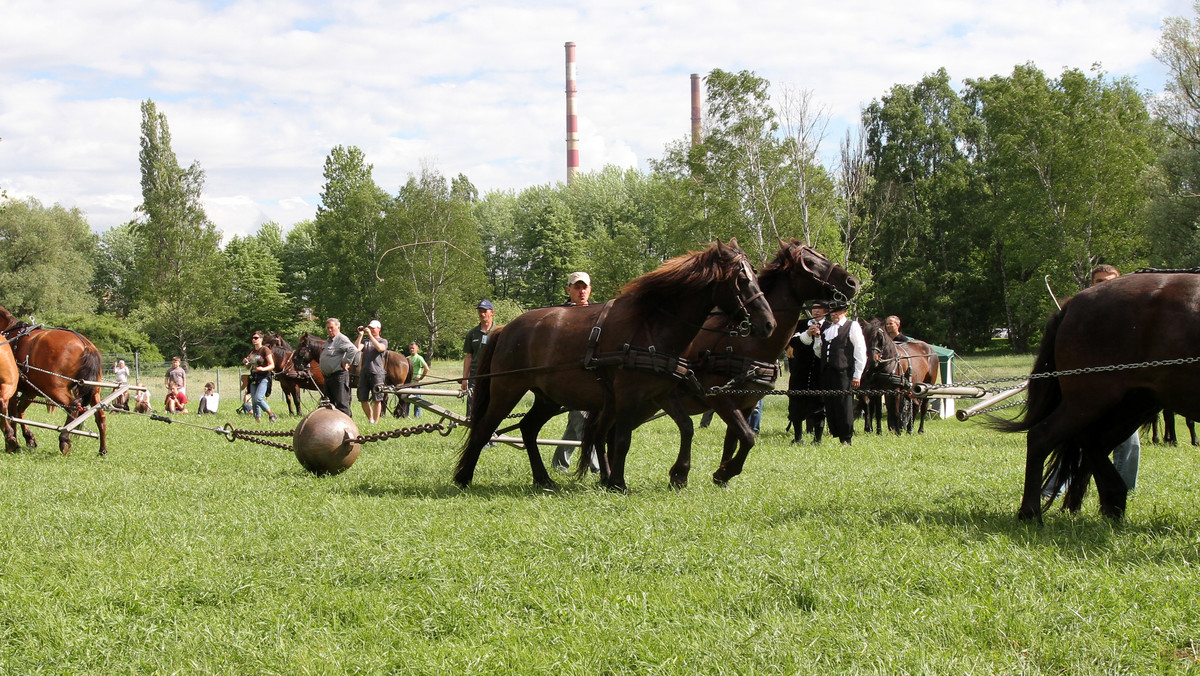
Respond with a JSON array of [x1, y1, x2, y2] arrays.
[[885, 315, 909, 343], [133, 382, 151, 414], [197, 382, 220, 415], [164, 356, 187, 413], [402, 341, 429, 418], [461, 299, 496, 412], [319, 318, 357, 417], [553, 272, 599, 474], [244, 331, 277, 423], [1092, 264, 1139, 490], [112, 359, 131, 410], [355, 320, 389, 424]]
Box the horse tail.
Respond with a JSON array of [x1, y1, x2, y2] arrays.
[[988, 309, 1065, 434], [75, 343, 102, 409], [456, 337, 499, 479]]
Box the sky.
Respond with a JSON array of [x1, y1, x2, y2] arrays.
[[0, 0, 1194, 241]]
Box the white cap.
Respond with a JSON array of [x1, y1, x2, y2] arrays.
[[368, 319, 382, 329], [567, 271, 591, 287]]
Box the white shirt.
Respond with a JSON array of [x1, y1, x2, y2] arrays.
[[810, 315, 867, 380]]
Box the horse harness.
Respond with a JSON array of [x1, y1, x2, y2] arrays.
[[581, 299, 707, 397], [691, 347, 780, 392]]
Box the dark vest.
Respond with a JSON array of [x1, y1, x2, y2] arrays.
[[821, 320, 855, 371]]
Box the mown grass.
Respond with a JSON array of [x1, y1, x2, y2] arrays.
[[1, 356, 1199, 673]]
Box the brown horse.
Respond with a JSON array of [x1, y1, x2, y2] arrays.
[[0, 338, 20, 453], [859, 318, 901, 434], [262, 332, 306, 415], [995, 272, 1200, 522], [648, 240, 860, 487], [889, 339, 939, 434], [456, 239, 776, 492], [0, 307, 107, 456], [289, 333, 412, 410]]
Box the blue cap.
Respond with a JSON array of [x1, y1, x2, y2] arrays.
[[477, 299, 494, 310]]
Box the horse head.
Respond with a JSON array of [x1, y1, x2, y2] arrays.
[[773, 238, 859, 308], [859, 318, 899, 383], [704, 239, 776, 338]]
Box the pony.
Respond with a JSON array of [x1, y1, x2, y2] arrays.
[[289, 333, 412, 413], [456, 239, 776, 492], [641, 240, 860, 488], [995, 272, 1200, 522], [0, 306, 107, 456]]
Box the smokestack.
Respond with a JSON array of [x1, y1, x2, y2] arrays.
[[691, 73, 702, 145], [565, 42, 579, 184]]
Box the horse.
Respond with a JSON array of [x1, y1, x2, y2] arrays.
[[888, 339, 939, 434], [456, 239, 776, 492], [0, 306, 107, 456], [859, 318, 902, 435], [0, 338, 20, 453], [262, 332, 305, 415], [995, 272, 1200, 522], [1148, 408, 1198, 446], [641, 240, 860, 488], [289, 333, 412, 413]]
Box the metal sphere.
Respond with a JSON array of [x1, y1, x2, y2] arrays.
[[292, 407, 361, 475]]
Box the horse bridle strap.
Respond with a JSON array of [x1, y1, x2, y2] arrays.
[[582, 300, 616, 369]]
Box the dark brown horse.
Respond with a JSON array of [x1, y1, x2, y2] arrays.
[[0, 338, 19, 453], [859, 318, 901, 434], [889, 339, 939, 434], [456, 239, 776, 492], [0, 307, 107, 456], [646, 240, 860, 487], [289, 333, 412, 410], [996, 272, 1200, 522], [262, 332, 306, 415]]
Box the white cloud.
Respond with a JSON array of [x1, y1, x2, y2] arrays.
[[0, 0, 1193, 236]]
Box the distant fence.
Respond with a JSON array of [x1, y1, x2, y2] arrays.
[[101, 353, 238, 406]]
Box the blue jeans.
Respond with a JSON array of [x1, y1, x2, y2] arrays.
[[1112, 431, 1140, 491], [748, 399, 763, 434], [251, 376, 272, 418]]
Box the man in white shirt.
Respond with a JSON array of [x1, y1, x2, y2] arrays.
[[806, 301, 866, 445]]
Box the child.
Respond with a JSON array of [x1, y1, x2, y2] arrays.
[[134, 382, 152, 414], [197, 382, 219, 414], [165, 381, 188, 414]]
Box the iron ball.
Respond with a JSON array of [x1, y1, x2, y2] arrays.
[[292, 406, 361, 475]]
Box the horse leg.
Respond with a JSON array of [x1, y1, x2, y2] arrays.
[[13, 396, 37, 448], [917, 397, 929, 434], [1164, 409, 1178, 446], [519, 396, 563, 490], [1189, 418, 1198, 446], [1018, 404, 1098, 523], [713, 401, 756, 486], [0, 398, 17, 453], [662, 394, 695, 489], [453, 387, 526, 488]]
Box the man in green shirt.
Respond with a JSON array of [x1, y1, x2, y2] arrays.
[[403, 341, 429, 418]]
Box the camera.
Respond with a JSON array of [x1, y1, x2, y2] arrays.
[[357, 325, 365, 333]]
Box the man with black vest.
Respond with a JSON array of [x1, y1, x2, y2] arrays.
[[809, 300, 866, 445]]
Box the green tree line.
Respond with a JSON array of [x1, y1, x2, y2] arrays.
[[6, 7, 1200, 364]]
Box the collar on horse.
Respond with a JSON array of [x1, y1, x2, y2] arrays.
[[692, 347, 780, 390], [582, 299, 706, 397]]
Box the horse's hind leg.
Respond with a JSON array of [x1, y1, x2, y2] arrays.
[[713, 403, 756, 486], [13, 396, 37, 448], [453, 388, 526, 488], [662, 395, 695, 489], [519, 396, 564, 489]]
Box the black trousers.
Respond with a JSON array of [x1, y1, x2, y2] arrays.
[[820, 367, 854, 443], [323, 369, 353, 417]]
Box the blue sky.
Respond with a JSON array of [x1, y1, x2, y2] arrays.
[[0, 0, 1193, 240]]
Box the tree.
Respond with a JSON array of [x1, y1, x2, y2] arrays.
[[1155, 3, 1200, 152], [217, 224, 299, 363], [92, 221, 140, 316], [378, 167, 488, 357], [778, 84, 841, 250], [307, 145, 389, 323], [0, 197, 98, 317], [132, 99, 231, 365]]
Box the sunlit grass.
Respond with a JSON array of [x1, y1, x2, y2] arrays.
[[0, 354, 1197, 673]]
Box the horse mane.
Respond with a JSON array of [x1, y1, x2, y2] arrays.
[[756, 238, 807, 295], [619, 240, 743, 305], [0, 306, 16, 332]]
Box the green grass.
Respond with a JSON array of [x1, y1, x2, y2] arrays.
[[1, 356, 1199, 673]]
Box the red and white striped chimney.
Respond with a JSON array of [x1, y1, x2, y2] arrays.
[[691, 73, 702, 145], [565, 41, 579, 184]]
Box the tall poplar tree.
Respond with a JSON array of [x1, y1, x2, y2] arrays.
[[132, 99, 230, 365]]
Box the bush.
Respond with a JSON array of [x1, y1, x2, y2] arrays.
[[41, 312, 165, 362]]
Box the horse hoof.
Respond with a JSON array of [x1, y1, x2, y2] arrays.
[[712, 475, 729, 488], [669, 479, 687, 490], [534, 478, 558, 491]]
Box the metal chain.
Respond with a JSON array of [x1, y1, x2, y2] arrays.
[[351, 421, 454, 444], [949, 355, 1200, 390], [969, 397, 1028, 416]]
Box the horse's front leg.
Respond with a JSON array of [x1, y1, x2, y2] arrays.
[[661, 393, 696, 489], [519, 397, 563, 490], [713, 400, 756, 486], [13, 396, 37, 448], [0, 399, 18, 453]]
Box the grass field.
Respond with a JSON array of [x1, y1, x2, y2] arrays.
[[2, 354, 1199, 673]]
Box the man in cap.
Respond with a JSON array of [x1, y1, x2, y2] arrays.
[[553, 272, 600, 473], [809, 300, 866, 445], [461, 299, 496, 411], [788, 301, 828, 443], [355, 319, 389, 424]]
